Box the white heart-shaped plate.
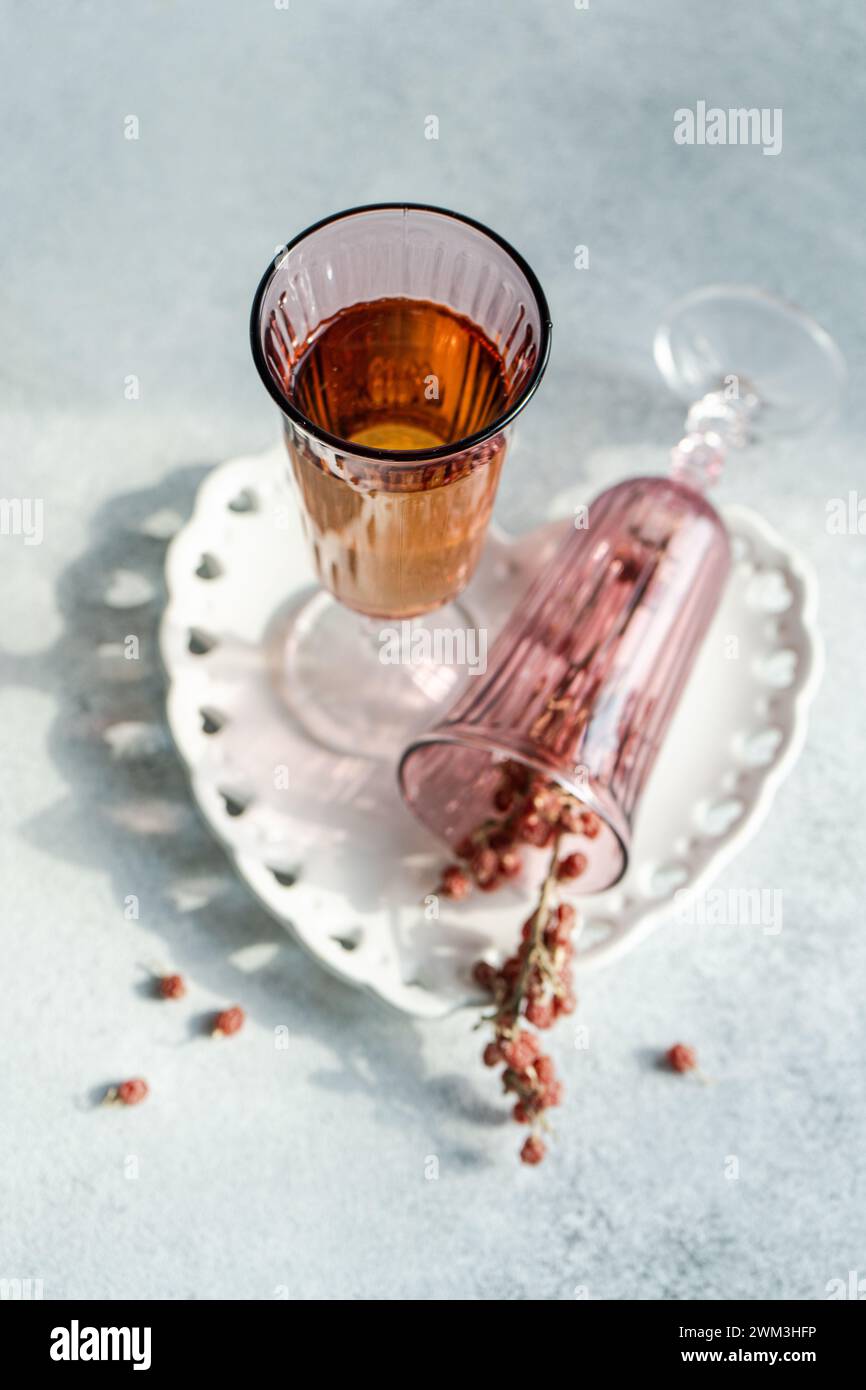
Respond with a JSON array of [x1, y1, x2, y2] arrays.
[[159, 447, 823, 1017]]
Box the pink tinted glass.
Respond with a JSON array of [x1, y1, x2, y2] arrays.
[[250, 205, 551, 619], [399, 476, 731, 894]]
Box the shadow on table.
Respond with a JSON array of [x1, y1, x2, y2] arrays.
[[12, 361, 663, 1164], [10, 460, 508, 1162]]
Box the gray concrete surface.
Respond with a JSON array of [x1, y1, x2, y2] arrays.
[[1, 0, 864, 1300]]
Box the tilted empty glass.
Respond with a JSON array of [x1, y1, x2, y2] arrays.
[[399, 284, 844, 894], [398, 476, 731, 894]]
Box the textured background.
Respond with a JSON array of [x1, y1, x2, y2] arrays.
[[1, 0, 864, 1300]]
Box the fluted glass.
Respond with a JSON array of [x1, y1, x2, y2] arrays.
[[399, 477, 731, 893], [251, 204, 551, 620]]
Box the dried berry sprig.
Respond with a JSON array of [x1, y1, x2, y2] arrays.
[[472, 827, 578, 1163], [433, 762, 602, 1164], [436, 760, 600, 901], [475, 850, 584, 1163]]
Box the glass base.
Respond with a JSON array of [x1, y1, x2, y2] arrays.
[[278, 589, 482, 760], [653, 284, 846, 437]]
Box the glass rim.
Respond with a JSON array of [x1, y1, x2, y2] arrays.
[[397, 725, 630, 893], [249, 202, 553, 465]]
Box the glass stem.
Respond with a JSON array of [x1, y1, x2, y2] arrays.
[[670, 386, 761, 491]]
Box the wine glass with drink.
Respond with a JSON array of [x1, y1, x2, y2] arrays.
[[250, 204, 551, 759]]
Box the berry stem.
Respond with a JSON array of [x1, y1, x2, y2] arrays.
[[500, 830, 565, 1033]]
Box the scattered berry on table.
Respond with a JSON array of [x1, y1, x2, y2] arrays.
[[213, 1006, 245, 1038], [104, 1077, 149, 1106], [158, 973, 186, 1000], [665, 1042, 697, 1074]]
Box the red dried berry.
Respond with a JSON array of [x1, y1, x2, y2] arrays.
[[520, 1134, 546, 1165], [482, 1041, 503, 1067], [534, 1054, 556, 1084], [439, 864, 472, 900], [513, 810, 539, 841], [580, 811, 602, 839], [531, 783, 563, 823], [478, 874, 502, 894], [472, 960, 497, 992], [666, 1042, 697, 1074], [115, 1078, 148, 1106], [558, 799, 583, 833], [471, 846, 500, 888], [557, 851, 588, 881], [554, 989, 577, 1017], [545, 903, 576, 948], [502, 1031, 539, 1071], [500, 759, 529, 791], [512, 1100, 532, 1124], [213, 1005, 244, 1037], [159, 973, 186, 1000], [501, 954, 522, 984], [498, 848, 522, 879], [541, 1079, 564, 1107], [493, 785, 515, 813], [526, 998, 555, 1029], [515, 811, 554, 848]]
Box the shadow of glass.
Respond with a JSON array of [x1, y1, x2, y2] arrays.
[[11, 461, 499, 1157]]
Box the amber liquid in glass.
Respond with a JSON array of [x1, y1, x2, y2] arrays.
[[284, 297, 512, 619]]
